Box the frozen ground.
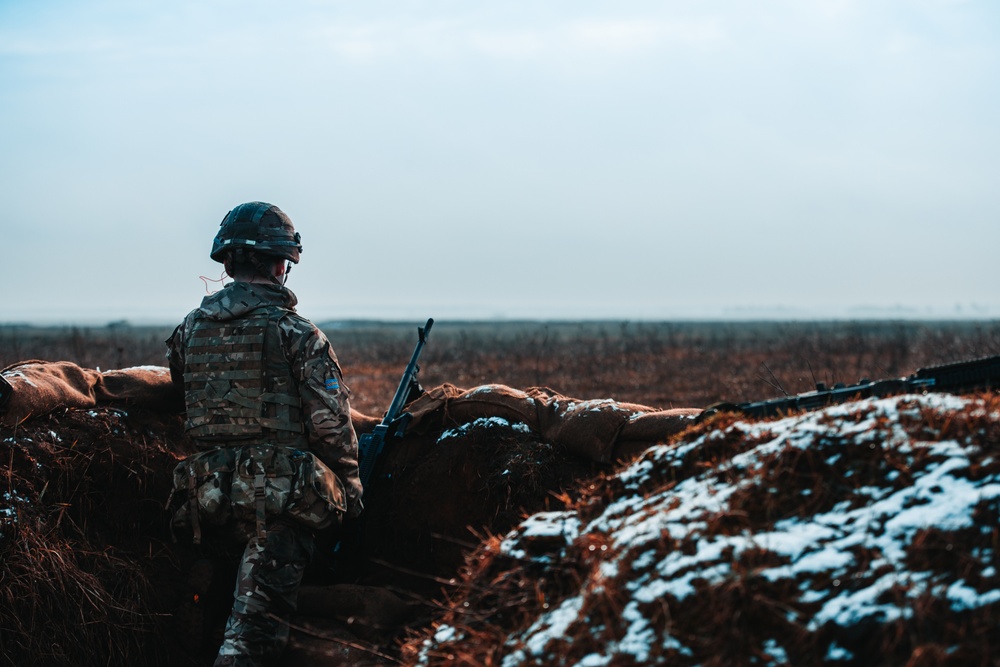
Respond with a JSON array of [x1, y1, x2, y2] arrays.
[[413, 393, 1000, 666]]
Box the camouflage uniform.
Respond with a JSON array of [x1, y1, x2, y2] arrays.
[[167, 280, 362, 667]]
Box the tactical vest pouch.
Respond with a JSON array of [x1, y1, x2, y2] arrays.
[[170, 447, 238, 543], [170, 446, 346, 542], [230, 446, 347, 532]]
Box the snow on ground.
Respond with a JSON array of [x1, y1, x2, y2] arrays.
[[438, 417, 533, 442], [414, 393, 1000, 666]]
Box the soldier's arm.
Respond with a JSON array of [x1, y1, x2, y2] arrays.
[[165, 320, 187, 394], [287, 320, 364, 518]]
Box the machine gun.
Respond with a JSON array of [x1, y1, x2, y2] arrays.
[[708, 354, 1000, 420], [357, 318, 433, 491]]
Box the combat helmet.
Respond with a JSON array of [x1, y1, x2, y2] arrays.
[[210, 202, 303, 264]]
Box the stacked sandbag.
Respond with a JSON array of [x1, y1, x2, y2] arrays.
[[406, 383, 700, 462], [1, 363, 700, 460], [0, 360, 182, 426], [0, 360, 381, 433]]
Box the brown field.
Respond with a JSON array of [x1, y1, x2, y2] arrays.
[[3, 319, 999, 415], [3, 319, 1000, 666]]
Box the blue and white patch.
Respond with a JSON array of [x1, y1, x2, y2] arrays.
[[325, 378, 340, 392]]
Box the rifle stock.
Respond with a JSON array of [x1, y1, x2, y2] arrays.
[[357, 318, 433, 491]]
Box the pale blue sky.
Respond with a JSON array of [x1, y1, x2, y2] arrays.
[[2, 0, 998, 323]]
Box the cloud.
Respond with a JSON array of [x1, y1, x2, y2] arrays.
[[307, 14, 724, 64], [567, 17, 724, 52], [0, 34, 120, 57]]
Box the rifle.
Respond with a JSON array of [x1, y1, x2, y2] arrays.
[[707, 355, 1000, 420], [357, 318, 434, 490]]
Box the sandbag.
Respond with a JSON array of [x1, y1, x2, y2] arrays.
[[0, 360, 182, 427], [406, 383, 701, 463], [100, 365, 183, 407], [0, 361, 700, 461], [0, 360, 381, 434], [1, 360, 105, 425]]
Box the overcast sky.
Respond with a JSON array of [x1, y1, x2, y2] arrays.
[[2, 0, 998, 324]]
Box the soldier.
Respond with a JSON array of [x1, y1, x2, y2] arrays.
[[166, 201, 363, 666]]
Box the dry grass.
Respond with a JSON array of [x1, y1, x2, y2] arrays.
[[0, 408, 189, 667], [4, 320, 1000, 417]]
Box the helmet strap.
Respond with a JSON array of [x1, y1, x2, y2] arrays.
[[247, 252, 284, 286]]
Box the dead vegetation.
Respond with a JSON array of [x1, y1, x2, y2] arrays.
[[403, 393, 1000, 666], [5, 320, 1000, 415], [2, 320, 999, 666], [0, 408, 193, 667]]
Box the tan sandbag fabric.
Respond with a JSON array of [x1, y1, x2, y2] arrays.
[[614, 407, 703, 459], [349, 410, 381, 435], [0, 359, 383, 433], [0, 361, 697, 458], [406, 383, 702, 463], [2, 360, 105, 426], [99, 366, 184, 407], [0, 360, 179, 426]]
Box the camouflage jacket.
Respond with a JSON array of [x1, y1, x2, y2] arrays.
[[166, 281, 362, 518]]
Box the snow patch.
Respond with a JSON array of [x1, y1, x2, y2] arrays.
[[438, 417, 533, 442]]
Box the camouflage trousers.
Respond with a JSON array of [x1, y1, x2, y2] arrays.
[[214, 519, 314, 667]]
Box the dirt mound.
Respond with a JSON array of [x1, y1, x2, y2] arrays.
[[0, 407, 192, 667], [405, 393, 1000, 666]]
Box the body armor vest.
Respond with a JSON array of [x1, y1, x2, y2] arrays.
[[182, 308, 309, 449]]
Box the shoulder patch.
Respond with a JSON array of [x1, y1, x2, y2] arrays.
[[325, 378, 340, 392]]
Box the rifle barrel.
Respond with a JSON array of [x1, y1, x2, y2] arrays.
[[357, 318, 434, 490], [382, 318, 433, 425], [730, 355, 1000, 419]]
